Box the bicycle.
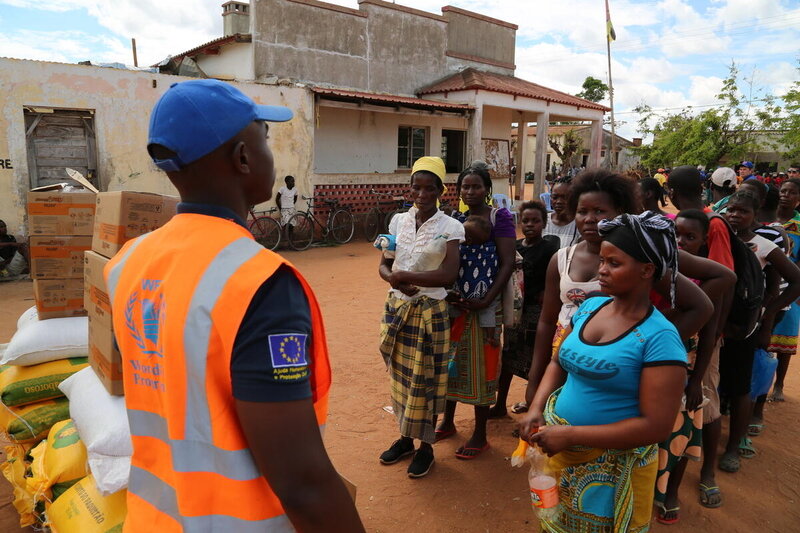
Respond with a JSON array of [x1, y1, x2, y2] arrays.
[[287, 195, 355, 251], [363, 188, 409, 242], [247, 207, 281, 251]]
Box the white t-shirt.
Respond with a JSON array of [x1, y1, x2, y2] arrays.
[[544, 214, 578, 248], [746, 234, 778, 269], [388, 207, 465, 300], [278, 186, 297, 209]]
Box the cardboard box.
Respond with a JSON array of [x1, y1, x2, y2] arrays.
[[92, 191, 178, 258], [83, 251, 112, 325], [88, 314, 124, 395], [29, 236, 92, 279], [33, 278, 86, 319], [27, 186, 96, 236], [83, 251, 123, 395]]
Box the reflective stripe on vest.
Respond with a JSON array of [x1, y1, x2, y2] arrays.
[[130, 466, 295, 533]]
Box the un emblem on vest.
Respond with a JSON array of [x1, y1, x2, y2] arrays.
[[125, 279, 166, 359]]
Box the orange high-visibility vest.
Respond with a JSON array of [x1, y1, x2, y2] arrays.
[[105, 213, 331, 533]]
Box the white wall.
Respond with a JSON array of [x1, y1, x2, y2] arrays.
[[313, 104, 469, 174], [196, 42, 255, 81]]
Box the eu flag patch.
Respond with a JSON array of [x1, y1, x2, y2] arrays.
[[268, 334, 309, 368]]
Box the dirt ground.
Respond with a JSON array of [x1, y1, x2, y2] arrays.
[[1, 241, 799, 532]]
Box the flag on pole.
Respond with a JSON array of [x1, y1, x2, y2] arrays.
[[605, 0, 616, 41]]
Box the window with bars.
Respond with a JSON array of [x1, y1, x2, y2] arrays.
[[397, 126, 426, 169]]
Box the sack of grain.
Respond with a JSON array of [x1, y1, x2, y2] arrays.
[[0, 357, 89, 407], [59, 367, 131, 494], [0, 397, 71, 443], [45, 474, 127, 533], [0, 443, 36, 527], [27, 419, 89, 502], [16, 306, 39, 331], [0, 316, 88, 366]]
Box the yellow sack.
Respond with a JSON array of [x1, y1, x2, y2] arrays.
[[46, 474, 127, 533], [0, 357, 88, 407], [28, 419, 89, 503], [0, 396, 71, 443], [0, 443, 36, 527]]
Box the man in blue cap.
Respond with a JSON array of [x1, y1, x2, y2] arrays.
[[106, 79, 364, 532], [738, 161, 755, 182]]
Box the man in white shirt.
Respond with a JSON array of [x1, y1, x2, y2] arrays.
[[276, 175, 298, 239]]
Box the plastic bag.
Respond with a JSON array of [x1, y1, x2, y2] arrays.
[[412, 234, 449, 271], [0, 443, 36, 526], [750, 348, 778, 399]]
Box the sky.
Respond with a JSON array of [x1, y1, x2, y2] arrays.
[[1, 0, 798, 140]]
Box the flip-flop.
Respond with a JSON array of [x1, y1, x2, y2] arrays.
[[747, 423, 765, 437], [769, 389, 785, 402], [434, 428, 456, 442], [738, 437, 757, 459], [655, 505, 680, 525], [511, 402, 529, 414], [718, 452, 740, 473], [455, 443, 490, 460], [699, 483, 722, 508]]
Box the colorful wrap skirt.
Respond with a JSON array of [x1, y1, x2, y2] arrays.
[[541, 390, 658, 533], [446, 310, 501, 406], [768, 301, 800, 356], [380, 295, 450, 444]]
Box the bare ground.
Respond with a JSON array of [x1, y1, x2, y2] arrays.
[[1, 241, 798, 532]]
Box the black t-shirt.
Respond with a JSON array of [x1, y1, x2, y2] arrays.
[[0, 234, 17, 262], [517, 237, 559, 304]]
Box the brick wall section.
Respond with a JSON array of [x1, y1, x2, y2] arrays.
[[313, 183, 459, 215]]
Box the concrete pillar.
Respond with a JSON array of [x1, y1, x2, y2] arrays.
[[514, 112, 528, 201], [588, 119, 603, 168], [534, 112, 549, 198], [466, 105, 483, 165]]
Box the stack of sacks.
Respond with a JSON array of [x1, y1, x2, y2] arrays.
[[59, 367, 131, 495], [0, 307, 90, 526], [27, 419, 90, 511], [46, 474, 127, 533]]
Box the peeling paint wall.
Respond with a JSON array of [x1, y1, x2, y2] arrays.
[[0, 58, 314, 236], [196, 42, 255, 81]]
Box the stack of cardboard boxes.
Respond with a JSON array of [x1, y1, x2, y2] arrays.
[[84, 192, 178, 395], [27, 185, 96, 319]]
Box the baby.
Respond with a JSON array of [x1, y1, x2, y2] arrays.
[[456, 215, 499, 344]]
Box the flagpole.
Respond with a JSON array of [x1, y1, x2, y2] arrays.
[[605, 0, 617, 168]]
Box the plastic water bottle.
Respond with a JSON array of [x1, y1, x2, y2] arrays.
[[528, 445, 559, 522], [374, 234, 395, 258]]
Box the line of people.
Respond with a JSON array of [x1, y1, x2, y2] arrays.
[[378, 159, 800, 531]]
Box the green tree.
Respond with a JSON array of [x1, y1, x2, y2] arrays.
[[776, 61, 800, 161], [633, 63, 779, 169], [576, 76, 609, 103], [549, 129, 583, 169]]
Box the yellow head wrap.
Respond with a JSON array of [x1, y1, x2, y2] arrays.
[[411, 156, 446, 182]]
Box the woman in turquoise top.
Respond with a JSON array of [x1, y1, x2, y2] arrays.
[[520, 212, 688, 533]]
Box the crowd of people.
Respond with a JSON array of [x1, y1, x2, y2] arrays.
[[378, 157, 800, 531]]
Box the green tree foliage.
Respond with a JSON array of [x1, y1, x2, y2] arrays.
[[548, 129, 583, 168], [776, 62, 800, 161], [576, 76, 609, 103], [633, 63, 780, 169]]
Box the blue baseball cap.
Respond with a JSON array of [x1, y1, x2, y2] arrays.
[[741, 161, 754, 169], [148, 79, 293, 171]]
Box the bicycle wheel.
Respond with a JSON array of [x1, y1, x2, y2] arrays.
[[248, 216, 281, 251], [330, 208, 355, 244], [364, 208, 382, 242], [287, 212, 314, 251]]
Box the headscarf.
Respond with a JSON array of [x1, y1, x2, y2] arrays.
[[412, 156, 447, 195], [598, 211, 679, 307]]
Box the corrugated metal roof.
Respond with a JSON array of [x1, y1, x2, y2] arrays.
[[312, 87, 473, 111], [418, 68, 610, 112]]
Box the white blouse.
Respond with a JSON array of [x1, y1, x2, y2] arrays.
[[388, 206, 465, 300]]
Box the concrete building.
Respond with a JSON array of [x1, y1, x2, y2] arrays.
[[163, 0, 609, 201], [512, 124, 641, 176]]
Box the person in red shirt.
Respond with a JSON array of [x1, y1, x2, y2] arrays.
[[667, 165, 733, 509]]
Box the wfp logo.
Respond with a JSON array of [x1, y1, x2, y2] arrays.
[[125, 279, 166, 359]]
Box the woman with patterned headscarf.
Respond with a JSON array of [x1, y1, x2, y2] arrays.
[[519, 211, 688, 533]]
